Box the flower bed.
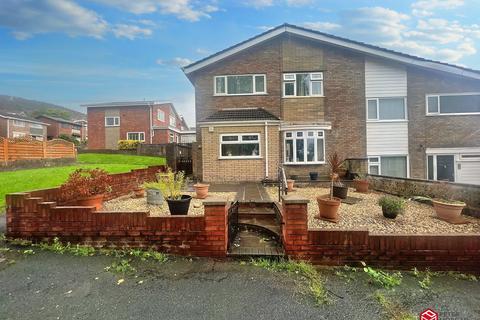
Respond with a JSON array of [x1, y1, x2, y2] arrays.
[[103, 191, 237, 216], [267, 187, 480, 234]]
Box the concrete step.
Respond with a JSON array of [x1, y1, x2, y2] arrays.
[[238, 217, 281, 237], [228, 228, 284, 257]]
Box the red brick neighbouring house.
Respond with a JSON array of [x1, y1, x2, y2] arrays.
[[83, 101, 194, 149], [36, 115, 86, 141], [0, 112, 48, 140]]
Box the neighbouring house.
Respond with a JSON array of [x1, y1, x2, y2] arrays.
[[0, 111, 48, 141], [183, 23, 480, 184], [73, 119, 88, 140], [83, 101, 193, 149], [36, 115, 86, 141]]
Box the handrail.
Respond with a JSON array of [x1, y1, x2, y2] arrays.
[[277, 166, 288, 201]]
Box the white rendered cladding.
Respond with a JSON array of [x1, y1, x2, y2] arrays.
[[365, 58, 407, 98], [366, 122, 409, 155]]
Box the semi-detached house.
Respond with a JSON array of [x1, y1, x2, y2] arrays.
[[183, 23, 480, 185]]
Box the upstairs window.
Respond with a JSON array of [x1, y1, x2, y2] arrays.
[[105, 116, 120, 127], [367, 98, 406, 121], [13, 120, 25, 127], [30, 123, 43, 129], [220, 133, 260, 159], [214, 74, 266, 95], [127, 132, 145, 141], [158, 110, 165, 122], [426, 93, 480, 115], [169, 115, 176, 127], [284, 130, 325, 164], [283, 72, 323, 97]]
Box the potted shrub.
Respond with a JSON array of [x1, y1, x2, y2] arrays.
[[158, 168, 191, 215], [316, 153, 342, 221], [328, 153, 348, 199], [354, 173, 369, 193], [431, 182, 466, 222], [193, 182, 210, 199], [378, 196, 405, 219], [309, 172, 319, 181], [142, 181, 164, 205], [60, 168, 112, 211]]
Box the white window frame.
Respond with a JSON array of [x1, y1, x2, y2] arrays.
[[105, 116, 120, 127], [426, 92, 480, 116], [12, 131, 27, 138], [284, 130, 325, 165], [169, 132, 174, 143], [282, 72, 324, 98], [219, 133, 261, 159], [126, 132, 145, 142], [214, 74, 266, 96], [30, 123, 43, 129], [366, 97, 408, 122], [368, 155, 409, 178], [157, 110, 165, 122], [169, 115, 176, 127], [12, 120, 25, 127]]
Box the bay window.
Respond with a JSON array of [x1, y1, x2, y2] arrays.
[[368, 156, 407, 177], [220, 133, 260, 159], [283, 72, 323, 97], [367, 97, 406, 121], [426, 93, 480, 115], [214, 74, 266, 95], [284, 130, 325, 164], [127, 132, 145, 141]]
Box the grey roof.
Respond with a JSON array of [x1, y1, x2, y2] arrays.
[[37, 115, 82, 126], [81, 100, 168, 107], [202, 108, 280, 122], [0, 111, 48, 125]]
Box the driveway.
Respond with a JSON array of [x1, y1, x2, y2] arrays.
[[1, 246, 479, 320]]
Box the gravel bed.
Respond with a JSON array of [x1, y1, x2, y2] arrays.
[[103, 192, 237, 216], [267, 187, 480, 235]]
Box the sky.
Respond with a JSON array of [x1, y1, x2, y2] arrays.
[[1, 0, 480, 126]]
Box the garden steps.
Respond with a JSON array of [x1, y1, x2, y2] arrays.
[[227, 226, 284, 257]]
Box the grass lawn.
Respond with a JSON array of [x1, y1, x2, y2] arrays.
[[0, 153, 166, 211]]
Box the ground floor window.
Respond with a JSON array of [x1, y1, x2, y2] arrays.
[[284, 130, 325, 164], [169, 132, 174, 143], [427, 151, 480, 184], [127, 132, 145, 141], [368, 155, 407, 177], [220, 133, 260, 159], [427, 154, 455, 182], [12, 132, 27, 138]]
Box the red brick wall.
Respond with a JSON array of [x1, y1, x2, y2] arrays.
[[152, 129, 177, 144], [6, 165, 228, 257], [118, 106, 151, 143], [282, 198, 480, 272], [87, 108, 106, 149], [0, 118, 7, 137]]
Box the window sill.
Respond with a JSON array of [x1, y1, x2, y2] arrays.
[[214, 93, 268, 97], [284, 162, 326, 165], [426, 113, 480, 116], [282, 96, 324, 99], [366, 120, 408, 123], [218, 156, 262, 160], [105, 125, 120, 127]]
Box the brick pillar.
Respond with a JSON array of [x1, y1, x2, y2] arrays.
[[203, 199, 228, 257], [282, 196, 310, 257]]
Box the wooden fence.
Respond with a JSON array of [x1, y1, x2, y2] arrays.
[[0, 137, 76, 164]]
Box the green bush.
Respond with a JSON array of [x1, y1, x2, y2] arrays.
[[378, 196, 405, 214], [118, 140, 140, 150], [58, 134, 80, 146]]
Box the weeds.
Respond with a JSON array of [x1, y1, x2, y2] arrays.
[[361, 262, 402, 289], [250, 258, 330, 305], [446, 271, 478, 282], [335, 265, 358, 283], [374, 291, 416, 320], [22, 249, 35, 255], [105, 259, 136, 274]]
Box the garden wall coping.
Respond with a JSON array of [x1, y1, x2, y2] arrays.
[[282, 195, 310, 204]]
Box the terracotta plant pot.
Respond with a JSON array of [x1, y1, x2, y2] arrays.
[[354, 179, 369, 193], [316, 195, 341, 220], [286, 179, 295, 192], [77, 194, 104, 211], [432, 199, 466, 221], [133, 187, 145, 198], [193, 183, 210, 199]]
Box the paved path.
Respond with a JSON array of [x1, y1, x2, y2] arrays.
[[210, 183, 272, 202], [0, 214, 5, 233]]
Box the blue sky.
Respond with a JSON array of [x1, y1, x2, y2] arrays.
[[1, 0, 480, 125]]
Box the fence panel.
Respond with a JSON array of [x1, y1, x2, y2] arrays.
[[45, 139, 76, 159], [0, 137, 76, 164]]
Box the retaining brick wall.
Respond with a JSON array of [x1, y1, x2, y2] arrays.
[[6, 165, 229, 257], [281, 196, 480, 272]]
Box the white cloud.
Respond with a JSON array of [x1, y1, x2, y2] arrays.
[[412, 0, 464, 16], [257, 25, 275, 31], [94, 0, 217, 21], [156, 57, 193, 67], [112, 24, 152, 40], [243, 0, 274, 9], [0, 0, 108, 40], [303, 22, 340, 32], [286, 0, 313, 6], [195, 48, 211, 55]]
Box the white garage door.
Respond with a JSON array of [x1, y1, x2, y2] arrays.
[[457, 155, 480, 185]]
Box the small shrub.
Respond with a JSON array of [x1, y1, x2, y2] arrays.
[[60, 168, 112, 201], [58, 134, 79, 146], [118, 140, 140, 150], [361, 262, 402, 289], [378, 196, 405, 212], [156, 168, 187, 200]]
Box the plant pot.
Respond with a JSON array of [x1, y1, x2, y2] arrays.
[[133, 187, 145, 198], [193, 183, 210, 199], [166, 195, 192, 215], [432, 199, 466, 221], [77, 194, 104, 211], [382, 207, 401, 219], [146, 188, 163, 205], [290, 175, 298, 180], [354, 179, 369, 193], [332, 185, 348, 199], [286, 179, 295, 192], [309, 172, 319, 181], [317, 195, 341, 220]]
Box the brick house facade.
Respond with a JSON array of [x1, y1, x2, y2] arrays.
[[85, 101, 193, 150], [184, 24, 480, 184], [36, 115, 86, 141], [0, 112, 48, 140]]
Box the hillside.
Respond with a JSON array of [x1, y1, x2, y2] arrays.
[[0, 95, 85, 120]]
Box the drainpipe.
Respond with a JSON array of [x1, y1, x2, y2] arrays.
[[265, 121, 269, 179], [7, 119, 10, 138], [149, 103, 153, 144]]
